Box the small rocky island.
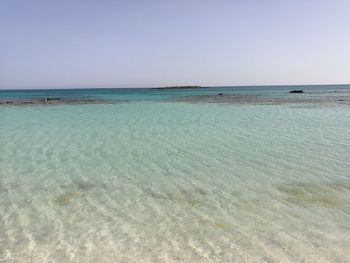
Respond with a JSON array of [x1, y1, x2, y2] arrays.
[[152, 85, 204, 90]]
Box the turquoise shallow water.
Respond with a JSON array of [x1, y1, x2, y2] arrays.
[[1, 86, 350, 262]]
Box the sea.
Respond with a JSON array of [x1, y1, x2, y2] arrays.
[[1, 85, 350, 262]]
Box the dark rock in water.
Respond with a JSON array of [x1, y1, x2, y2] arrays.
[[289, 90, 304, 93], [338, 99, 345, 101], [218, 93, 223, 96]]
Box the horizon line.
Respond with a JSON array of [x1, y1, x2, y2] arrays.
[[0, 83, 350, 91]]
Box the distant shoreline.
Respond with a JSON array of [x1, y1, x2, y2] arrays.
[[152, 85, 206, 90]]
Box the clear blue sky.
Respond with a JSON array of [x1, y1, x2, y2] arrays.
[[1, 0, 350, 89]]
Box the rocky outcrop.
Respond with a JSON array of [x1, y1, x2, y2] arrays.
[[289, 90, 304, 93]]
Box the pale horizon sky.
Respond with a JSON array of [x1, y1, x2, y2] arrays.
[[1, 0, 350, 89]]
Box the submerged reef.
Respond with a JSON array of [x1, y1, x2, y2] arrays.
[[0, 97, 112, 106], [277, 181, 350, 208], [172, 94, 350, 105]]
